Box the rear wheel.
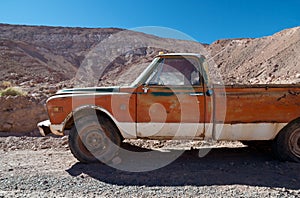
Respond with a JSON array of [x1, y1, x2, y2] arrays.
[[272, 119, 300, 162], [69, 114, 121, 163]]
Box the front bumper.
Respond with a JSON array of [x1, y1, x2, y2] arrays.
[[37, 120, 64, 136]]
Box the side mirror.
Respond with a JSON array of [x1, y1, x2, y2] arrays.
[[142, 84, 149, 93], [206, 89, 213, 96]]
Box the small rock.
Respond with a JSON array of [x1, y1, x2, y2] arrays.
[[48, 86, 57, 93], [80, 174, 86, 179], [41, 145, 50, 149], [61, 136, 68, 140], [42, 180, 49, 185], [265, 161, 269, 165]]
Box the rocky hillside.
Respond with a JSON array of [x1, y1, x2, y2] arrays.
[[1, 24, 299, 87], [0, 24, 206, 87], [0, 24, 123, 84], [0, 24, 299, 133], [208, 26, 300, 84]]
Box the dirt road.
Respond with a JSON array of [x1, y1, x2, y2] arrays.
[[0, 136, 300, 197]]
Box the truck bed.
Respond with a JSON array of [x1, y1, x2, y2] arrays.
[[213, 84, 300, 124]]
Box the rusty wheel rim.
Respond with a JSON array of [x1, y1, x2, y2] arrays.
[[78, 126, 108, 158], [85, 130, 106, 150], [289, 128, 300, 158]]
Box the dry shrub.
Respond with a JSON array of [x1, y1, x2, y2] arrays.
[[1, 81, 12, 88], [0, 87, 26, 97]]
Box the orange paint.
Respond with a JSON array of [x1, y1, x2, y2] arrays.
[[214, 85, 300, 124]]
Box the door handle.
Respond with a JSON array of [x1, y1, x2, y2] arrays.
[[190, 92, 204, 96]]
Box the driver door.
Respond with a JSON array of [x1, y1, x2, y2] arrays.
[[136, 56, 206, 139]]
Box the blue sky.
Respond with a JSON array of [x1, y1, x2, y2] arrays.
[[0, 0, 299, 43]]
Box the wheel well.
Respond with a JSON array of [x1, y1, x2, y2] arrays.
[[64, 108, 124, 140], [285, 117, 300, 128], [275, 117, 300, 138], [294, 117, 300, 124]]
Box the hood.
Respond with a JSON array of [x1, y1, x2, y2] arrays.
[[55, 86, 120, 95]]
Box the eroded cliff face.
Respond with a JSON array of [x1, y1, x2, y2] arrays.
[[0, 24, 299, 133], [0, 96, 47, 133]]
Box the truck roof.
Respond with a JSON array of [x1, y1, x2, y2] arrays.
[[156, 53, 203, 58]]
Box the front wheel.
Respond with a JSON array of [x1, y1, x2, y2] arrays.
[[273, 119, 300, 162], [69, 114, 121, 163]]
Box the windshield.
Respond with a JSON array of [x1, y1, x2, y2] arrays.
[[131, 55, 204, 87], [147, 57, 202, 86], [130, 57, 160, 87]]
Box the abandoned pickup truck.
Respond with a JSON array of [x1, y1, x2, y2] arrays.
[[38, 53, 300, 163]]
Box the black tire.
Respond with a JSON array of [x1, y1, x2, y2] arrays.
[[272, 118, 300, 162], [69, 114, 121, 163]]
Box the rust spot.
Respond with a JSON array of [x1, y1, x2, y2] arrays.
[[277, 94, 287, 101], [289, 90, 300, 96]]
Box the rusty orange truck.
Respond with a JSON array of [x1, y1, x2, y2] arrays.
[[38, 53, 300, 163]]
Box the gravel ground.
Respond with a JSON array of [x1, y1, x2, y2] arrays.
[[0, 136, 300, 197]]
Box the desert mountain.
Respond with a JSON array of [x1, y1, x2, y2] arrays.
[[0, 24, 205, 86], [0, 24, 122, 84], [0, 23, 299, 86]]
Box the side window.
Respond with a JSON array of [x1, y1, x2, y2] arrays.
[[147, 57, 202, 86]]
